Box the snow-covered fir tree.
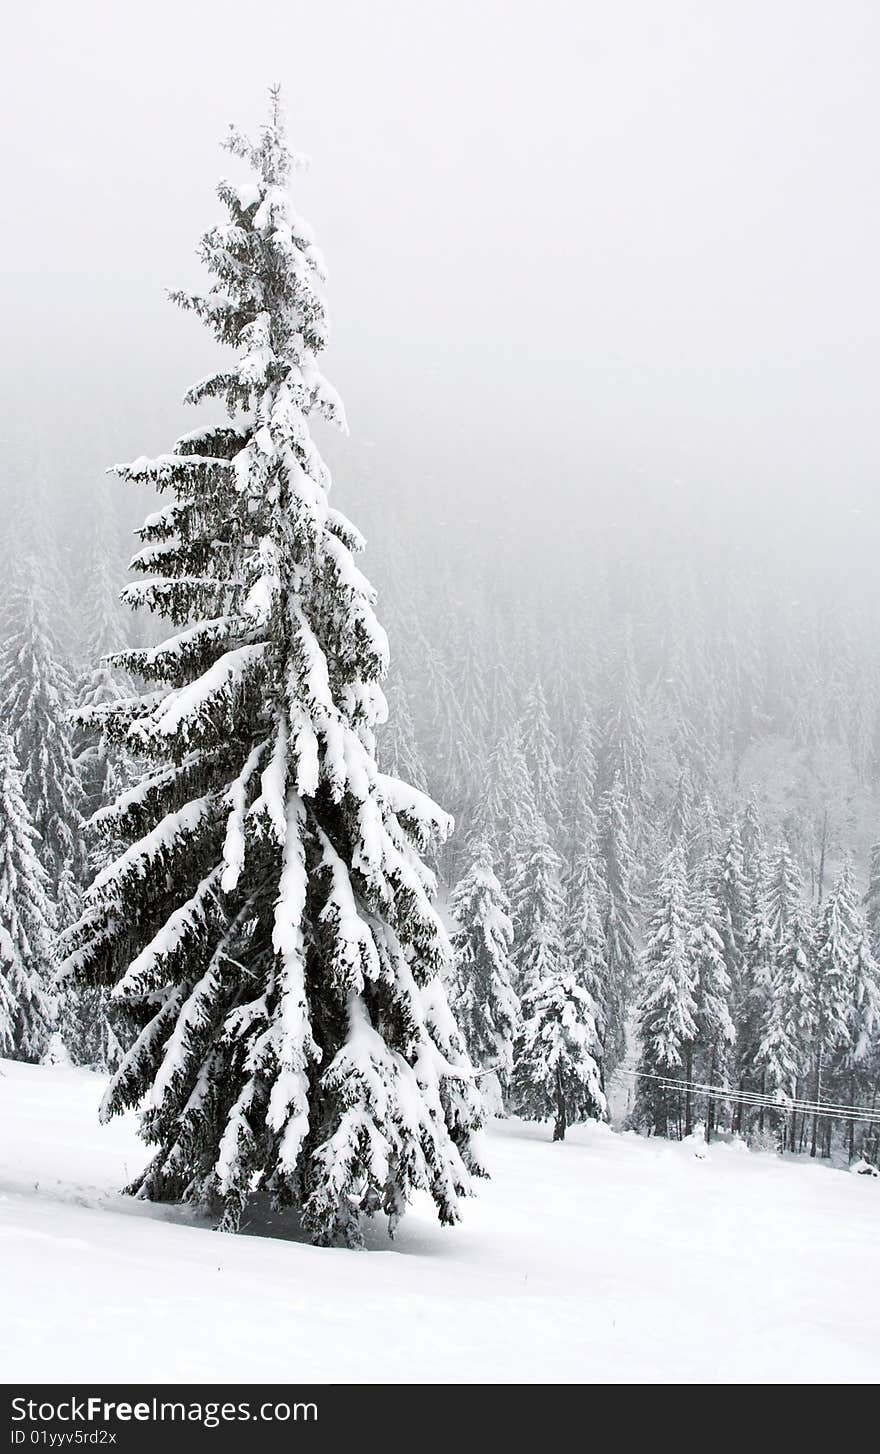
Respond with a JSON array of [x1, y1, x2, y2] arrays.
[[692, 792, 722, 867], [0, 550, 86, 923], [754, 902, 815, 1145], [561, 708, 598, 882], [740, 798, 765, 883], [503, 731, 540, 881], [70, 505, 138, 1078], [519, 680, 562, 841], [563, 766, 609, 1089], [75, 500, 136, 826], [688, 871, 735, 1136], [487, 654, 518, 746], [764, 841, 803, 948], [596, 771, 638, 1074], [65, 511, 134, 1069], [447, 839, 520, 1111], [0, 731, 56, 1061], [379, 672, 428, 794], [735, 840, 806, 1128], [602, 623, 648, 838], [808, 864, 859, 1156], [838, 922, 880, 1160], [632, 841, 697, 1137], [419, 630, 478, 819], [714, 818, 748, 992], [469, 725, 533, 871], [62, 94, 484, 1246], [864, 840, 880, 961], [510, 813, 567, 998], [667, 768, 694, 854], [730, 830, 773, 1128], [511, 969, 604, 1140], [453, 624, 490, 768]]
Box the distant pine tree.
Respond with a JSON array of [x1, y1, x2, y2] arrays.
[[810, 865, 859, 1156], [688, 872, 735, 1138], [447, 840, 521, 1111], [755, 902, 815, 1146], [510, 814, 567, 998], [764, 841, 803, 948], [454, 625, 490, 766], [740, 798, 765, 882], [848, 928, 880, 1072], [714, 818, 748, 993], [837, 921, 880, 1161], [470, 725, 534, 874], [667, 768, 694, 852], [487, 653, 518, 746], [633, 842, 696, 1138], [731, 833, 773, 1130], [602, 622, 647, 838], [0, 732, 56, 1061], [512, 970, 604, 1140], [519, 680, 562, 840], [692, 792, 722, 866], [380, 672, 428, 793], [564, 784, 609, 1088], [412, 630, 468, 803], [596, 772, 637, 1074], [0, 552, 86, 921], [75, 502, 136, 828], [561, 708, 598, 876], [864, 840, 880, 961]]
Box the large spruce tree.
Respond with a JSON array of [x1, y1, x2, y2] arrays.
[[62, 94, 484, 1245]]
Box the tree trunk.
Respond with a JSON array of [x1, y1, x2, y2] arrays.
[[848, 1071, 856, 1164], [866, 1078, 880, 1164], [817, 806, 828, 905], [733, 1075, 744, 1133], [790, 1076, 801, 1154], [553, 1066, 567, 1142], [811, 1046, 823, 1158], [685, 1047, 693, 1138]]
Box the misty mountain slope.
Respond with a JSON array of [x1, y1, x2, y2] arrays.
[[1, 1059, 878, 1383]]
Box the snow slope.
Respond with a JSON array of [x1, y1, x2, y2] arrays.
[[1, 1058, 878, 1383]]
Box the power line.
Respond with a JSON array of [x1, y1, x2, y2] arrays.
[[616, 1070, 866, 1122], [618, 1069, 880, 1124]]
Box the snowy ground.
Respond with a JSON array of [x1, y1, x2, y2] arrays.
[[1, 1058, 878, 1383]]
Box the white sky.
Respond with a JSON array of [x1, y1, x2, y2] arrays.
[[2, 0, 878, 557]]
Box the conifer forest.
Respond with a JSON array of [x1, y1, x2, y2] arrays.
[[2, 0, 880, 1393]]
